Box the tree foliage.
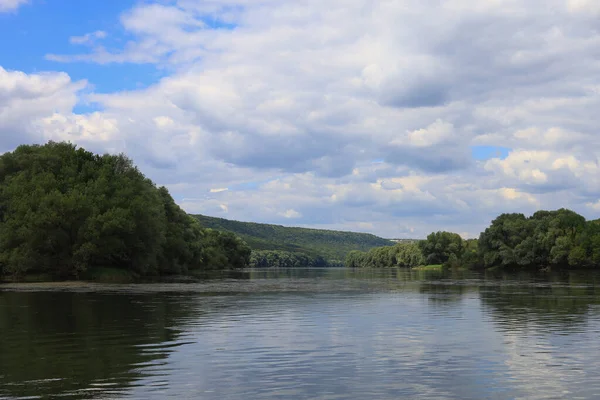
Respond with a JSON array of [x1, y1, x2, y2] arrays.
[[478, 209, 594, 269], [0, 142, 250, 280], [346, 208, 600, 271], [249, 250, 331, 268], [418, 231, 464, 265], [4, 143, 600, 276], [345, 242, 425, 269], [192, 214, 393, 263]]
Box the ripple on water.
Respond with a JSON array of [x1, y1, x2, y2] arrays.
[[2, 269, 600, 399]]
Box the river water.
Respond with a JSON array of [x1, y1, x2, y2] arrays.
[[2, 268, 600, 399]]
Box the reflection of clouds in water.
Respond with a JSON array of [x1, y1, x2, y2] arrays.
[[151, 293, 515, 399], [8, 271, 600, 399], [482, 290, 600, 399], [100, 281, 600, 400], [500, 330, 575, 399]]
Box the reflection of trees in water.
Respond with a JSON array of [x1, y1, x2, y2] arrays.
[[0, 291, 201, 399], [249, 268, 331, 279], [418, 283, 473, 305], [5, 271, 600, 398], [483, 268, 600, 285], [480, 284, 600, 332], [249, 267, 448, 281], [478, 280, 600, 398]]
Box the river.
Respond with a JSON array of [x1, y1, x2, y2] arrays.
[[2, 268, 600, 399]]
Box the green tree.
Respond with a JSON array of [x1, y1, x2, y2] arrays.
[[478, 213, 531, 268], [0, 142, 250, 280], [345, 242, 425, 268], [478, 209, 592, 270], [391, 242, 424, 267], [419, 231, 464, 265]]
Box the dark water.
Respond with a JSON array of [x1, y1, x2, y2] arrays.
[[2, 268, 600, 399]]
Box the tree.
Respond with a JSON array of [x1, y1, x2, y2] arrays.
[[0, 142, 250, 280], [478, 213, 531, 268], [418, 231, 464, 265], [391, 242, 424, 267], [198, 230, 251, 270], [478, 209, 593, 270], [345, 242, 424, 268], [345, 250, 366, 268]]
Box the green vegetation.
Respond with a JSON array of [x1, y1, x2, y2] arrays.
[[478, 209, 600, 270], [345, 242, 425, 269], [419, 231, 463, 266], [412, 264, 443, 271], [4, 143, 600, 277], [0, 142, 251, 281], [249, 250, 339, 269], [192, 214, 393, 267], [347, 209, 600, 271]]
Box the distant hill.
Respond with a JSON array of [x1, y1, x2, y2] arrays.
[[191, 214, 394, 262]]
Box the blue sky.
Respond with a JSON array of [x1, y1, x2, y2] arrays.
[[471, 146, 510, 161], [2, 0, 600, 238], [0, 0, 163, 96]]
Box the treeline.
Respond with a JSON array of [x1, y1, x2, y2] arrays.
[[249, 250, 344, 269], [479, 209, 600, 269], [346, 242, 424, 268], [192, 214, 393, 263], [346, 232, 477, 269], [0, 142, 251, 280], [347, 209, 600, 271]]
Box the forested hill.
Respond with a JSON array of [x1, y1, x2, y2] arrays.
[[0, 142, 252, 281], [191, 214, 393, 262]]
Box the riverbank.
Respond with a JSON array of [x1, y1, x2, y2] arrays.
[[0, 267, 252, 285], [412, 264, 443, 271], [0, 267, 138, 284]]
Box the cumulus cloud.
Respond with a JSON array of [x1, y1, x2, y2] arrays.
[[69, 31, 107, 46], [3, 0, 600, 237], [484, 149, 600, 196], [0, 67, 87, 152], [0, 0, 27, 12], [280, 209, 302, 219], [403, 120, 455, 148], [567, 0, 600, 14]]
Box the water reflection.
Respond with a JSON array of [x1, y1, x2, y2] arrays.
[[478, 283, 600, 399], [0, 291, 200, 399], [481, 285, 600, 332], [1, 269, 600, 399]]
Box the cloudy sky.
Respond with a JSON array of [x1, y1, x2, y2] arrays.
[[1, 0, 600, 238]]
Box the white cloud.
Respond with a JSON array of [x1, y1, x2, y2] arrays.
[[69, 31, 107, 45], [484, 149, 600, 195], [512, 127, 585, 149], [4, 0, 600, 237], [0, 0, 27, 13], [280, 209, 302, 219], [0, 67, 87, 152], [587, 200, 600, 211], [567, 0, 600, 14], [38, 113, 119, 143], [498, 187, 539, 205], [400, 120, 455, 148]]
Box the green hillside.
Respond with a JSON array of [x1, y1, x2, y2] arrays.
[[191, 214, 393, 262]]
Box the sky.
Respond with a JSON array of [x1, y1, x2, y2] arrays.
[[2, 0, 600, 239]]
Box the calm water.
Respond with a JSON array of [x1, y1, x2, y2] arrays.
[[2, 268, 600, 399]]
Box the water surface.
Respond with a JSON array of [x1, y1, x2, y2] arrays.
[[2, 268, 600, 399]]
